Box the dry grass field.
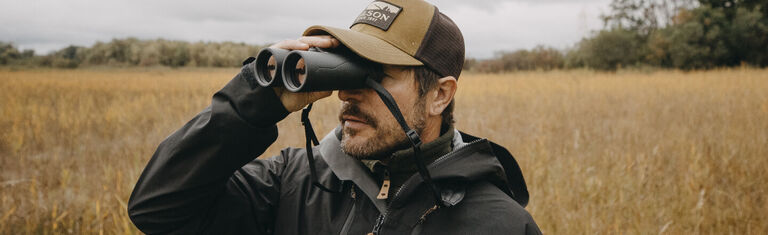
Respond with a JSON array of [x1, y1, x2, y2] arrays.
[[1, 67, 766, 234]]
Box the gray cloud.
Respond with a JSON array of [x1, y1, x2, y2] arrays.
[[0, 0, 610, 58]]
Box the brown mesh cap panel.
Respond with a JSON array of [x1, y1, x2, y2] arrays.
[[414, 9, 465, 79]]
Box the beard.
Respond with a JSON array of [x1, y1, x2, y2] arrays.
[[339, 99, 427, 160]]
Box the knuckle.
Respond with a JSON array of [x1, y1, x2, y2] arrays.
[[270, 39, 292, 48]]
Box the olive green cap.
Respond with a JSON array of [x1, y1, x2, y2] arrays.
[[303, 0, 465, 79]]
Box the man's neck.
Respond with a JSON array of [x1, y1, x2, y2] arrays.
[[361, 124, 454, 196], [417, 117, 443, 144]]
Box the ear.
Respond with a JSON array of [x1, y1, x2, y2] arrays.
[[428, 76, 457, 116]]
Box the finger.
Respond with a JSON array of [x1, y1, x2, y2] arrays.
[[269, 39, 309, 50], [298, 36, 340, 49], [330, 38, 340, 48]]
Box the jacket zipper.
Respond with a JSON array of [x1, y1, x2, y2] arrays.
[[368, 138, 483, 235], [339, 186, 358, 235], [369, 214, 385, 235]]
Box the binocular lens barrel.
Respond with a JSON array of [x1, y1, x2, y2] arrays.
[[268, 56, 278, 79], [292, 58, 307, 86], [254, 48, 289, 87], [281, 50, 371, 92]]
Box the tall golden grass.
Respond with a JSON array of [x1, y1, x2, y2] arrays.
[[0, 67, 766, 234]]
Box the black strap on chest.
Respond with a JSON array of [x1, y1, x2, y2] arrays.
[[301, 103, 343, 193]]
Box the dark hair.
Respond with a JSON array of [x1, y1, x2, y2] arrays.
[[413, 66, 455, 126]]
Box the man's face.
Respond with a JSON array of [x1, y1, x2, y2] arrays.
[[338, 65, 426, 160]]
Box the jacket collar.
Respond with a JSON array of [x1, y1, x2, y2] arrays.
[[318, 126, 527, 211], [318, 127, 388, 213]]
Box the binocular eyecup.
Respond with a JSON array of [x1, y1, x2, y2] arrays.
[[254, 48, 288, 87], [254, 47, 374, 92]]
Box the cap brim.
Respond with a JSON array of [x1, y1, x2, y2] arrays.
[[303, 25, 423, 66]]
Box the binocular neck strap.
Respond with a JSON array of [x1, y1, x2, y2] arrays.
[[301, 103, 343, 193], [364, 78, 445, 207]]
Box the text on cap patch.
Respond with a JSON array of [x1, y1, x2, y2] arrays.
[[352, 1, 402, 31]]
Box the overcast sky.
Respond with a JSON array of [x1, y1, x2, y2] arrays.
[[0, 0, 611, 58]]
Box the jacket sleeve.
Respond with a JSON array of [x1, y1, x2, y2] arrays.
[[127, 63, 291, 234]]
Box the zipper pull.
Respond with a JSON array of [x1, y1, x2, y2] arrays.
[[377, 179, 390, 200], [417, 205, 439, 225], [370, 214, 385, 235], [377, 171, 390, 200]]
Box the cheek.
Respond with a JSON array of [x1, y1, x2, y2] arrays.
[[394, 93, 421, 118], [368, 76, 421, 124], [384, 83, 420, 111]]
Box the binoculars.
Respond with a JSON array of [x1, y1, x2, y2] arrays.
[[254, 47, 377, 92]]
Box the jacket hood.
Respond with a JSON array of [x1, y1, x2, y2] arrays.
[[318, 126, 529, 211]]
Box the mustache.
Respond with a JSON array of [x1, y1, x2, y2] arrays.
[[339, 103, 377, 128]]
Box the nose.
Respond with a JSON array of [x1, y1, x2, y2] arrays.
[[337, 88, 365, 102]]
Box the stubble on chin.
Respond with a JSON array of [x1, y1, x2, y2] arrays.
[[339, 100, 427, 160], [340, 125, 401, 160]]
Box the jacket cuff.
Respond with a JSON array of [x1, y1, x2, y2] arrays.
[[215, 62, 290, 127]]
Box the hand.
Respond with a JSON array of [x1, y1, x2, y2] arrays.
[[270, 36, 340, 112]]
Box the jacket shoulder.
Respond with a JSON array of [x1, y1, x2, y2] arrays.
[[458, 130, 530, 207], [422, 181, 541, 234]]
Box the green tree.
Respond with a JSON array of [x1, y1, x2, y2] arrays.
[[647, 5, 768, 68], [572, 0, 768, 69], [49, 45, 86, 68], [727, 6, 768, 66], [0, 42, 22, 65]]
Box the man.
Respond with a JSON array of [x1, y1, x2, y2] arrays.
[[128, 0, 540, 234]]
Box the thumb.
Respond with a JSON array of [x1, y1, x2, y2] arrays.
[[303, 91, 333, 104]]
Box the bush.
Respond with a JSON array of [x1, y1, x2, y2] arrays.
[[466, 46, 565, 73], [568, 28, 646, 70], [0, 42, 35, 65]]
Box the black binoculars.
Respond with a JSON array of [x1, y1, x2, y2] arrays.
[[254, 47, 378, 92]]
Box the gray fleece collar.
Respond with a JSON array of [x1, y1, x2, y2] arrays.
[[318, 126, 472, 213]]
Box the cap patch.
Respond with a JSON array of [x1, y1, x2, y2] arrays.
[[352, 1, 402, 31]]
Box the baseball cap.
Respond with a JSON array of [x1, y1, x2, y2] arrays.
[[302, 0, 465, 79]]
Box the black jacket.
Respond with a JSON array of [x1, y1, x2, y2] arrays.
[[127, 64, 541, 234]]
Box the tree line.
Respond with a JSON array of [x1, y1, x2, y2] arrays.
[[2, 0, 767, 71], [1, 38, 265, 68]]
